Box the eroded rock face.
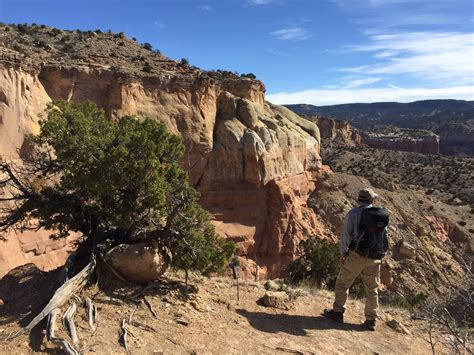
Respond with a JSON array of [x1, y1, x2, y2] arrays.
[[361, 131, 440, 154], [0, 66, 50, 159], [314, 116, 361, 145], [0, 63, 322, 278], [0, 229, 77, 277], [362, 135, 439, 154]]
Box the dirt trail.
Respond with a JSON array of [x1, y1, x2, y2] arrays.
[[0, 274, 447, 354]]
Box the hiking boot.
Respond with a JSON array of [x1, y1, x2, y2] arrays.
[[362, 319, 376, 331], [323, 309, 344, 323]]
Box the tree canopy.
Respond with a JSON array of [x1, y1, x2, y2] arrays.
[[0, 101, 234, 275]]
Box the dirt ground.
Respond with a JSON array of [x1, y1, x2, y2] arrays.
[[0, 272, 451, 355]]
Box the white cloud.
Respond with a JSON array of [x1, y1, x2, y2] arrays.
[[270, 27, 310, 41], [267, 86, 474, 105], [248, 0, 274, 4], [343, 77, 381, 88], [342, 31, 474, 85], [198, 5, 212, 11]]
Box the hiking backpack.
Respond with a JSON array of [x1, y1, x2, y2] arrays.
[[353, 207, 389, 259]]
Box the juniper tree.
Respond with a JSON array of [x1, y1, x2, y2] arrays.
[[0, 101, 234, 276]]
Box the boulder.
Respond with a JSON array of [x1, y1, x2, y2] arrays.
[[399, 241, 416, 259], [261, 291, 289, 309], [104, 241, 169, 284]]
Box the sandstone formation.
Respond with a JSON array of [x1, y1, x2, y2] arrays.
[[313, 116, 361, 145], [362, 134, 440, 154], [0, 229, 76, 279], [359, 125, 440, 154], [0, 27, 324, 277], [312, 116, 440, 155]]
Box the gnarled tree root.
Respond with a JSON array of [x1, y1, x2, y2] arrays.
[[47, 308, 79, 355], [85, 297, 97, 332], [7, 254, 96, 340], [62, 302, 78, 345]]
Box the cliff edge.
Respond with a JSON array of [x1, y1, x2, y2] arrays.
[[0, 24, 324, 277]]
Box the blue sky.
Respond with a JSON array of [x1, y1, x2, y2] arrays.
[[1, 0, 473, 105]]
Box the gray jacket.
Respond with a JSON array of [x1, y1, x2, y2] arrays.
[[339, 203, 373, 255]]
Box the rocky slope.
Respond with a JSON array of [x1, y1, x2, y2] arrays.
[[0, 24, 323, 278], [287, 100, 474, 156]]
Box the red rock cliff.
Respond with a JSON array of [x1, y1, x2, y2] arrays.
[[0, 63, 324, 278], [313, 116, 361, 145], [362, 133, 440, 154]]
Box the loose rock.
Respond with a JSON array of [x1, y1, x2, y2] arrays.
[[399, 241, 416, 259], [386, 319, 411, 335], [261, 291, 290, 309]]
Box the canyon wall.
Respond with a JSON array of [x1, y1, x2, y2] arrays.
[[313, 116, 440, 155], [0, 63, 325, 277], [314, 116, 361, 145], [361, 134, 440, 154]]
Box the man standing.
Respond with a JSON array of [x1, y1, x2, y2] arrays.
[[323, 188, 389, 331]]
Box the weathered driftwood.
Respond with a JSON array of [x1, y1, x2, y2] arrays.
[[47, 308, 79, 355], [143, 295, 158, 318], [119, 318, 129, 353], [62, 302, 78, 345], [85, 297, 97, 332], [8, 255, 96, 340]]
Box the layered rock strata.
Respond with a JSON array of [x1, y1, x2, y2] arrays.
[[313, 116, 361, 145], [362, 134, 440, 154], [0, 62, 324, 277]]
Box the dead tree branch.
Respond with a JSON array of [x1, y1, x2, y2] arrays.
[[6, 254, 96, 340], [47, 308, 79, 355], [62, 302, 79, 345]]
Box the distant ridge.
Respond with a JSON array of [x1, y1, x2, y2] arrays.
[[286, 99, 474, 156]]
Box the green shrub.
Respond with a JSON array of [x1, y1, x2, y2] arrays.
[[143, 42, 153, 50], [12, 43, 23, 53], [180, 57, 189, 65], [287, 237, 340, 288], [241, 73, 256, 79], [17, 23, 31, 34], [142, 62, 153, 73]]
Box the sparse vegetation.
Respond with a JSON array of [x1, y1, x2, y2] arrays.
[[0, 24, 209, 77], [287, 237, 340, 289], [321, 140, 474, 206], [142, 62, 152, 73], [241, 73, 257, 79]]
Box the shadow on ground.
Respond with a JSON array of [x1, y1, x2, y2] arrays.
[[0, 264, 63, 326], [237, 309, 364, 336]]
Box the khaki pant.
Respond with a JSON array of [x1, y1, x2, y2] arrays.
[[333, 250, 381, 321]]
